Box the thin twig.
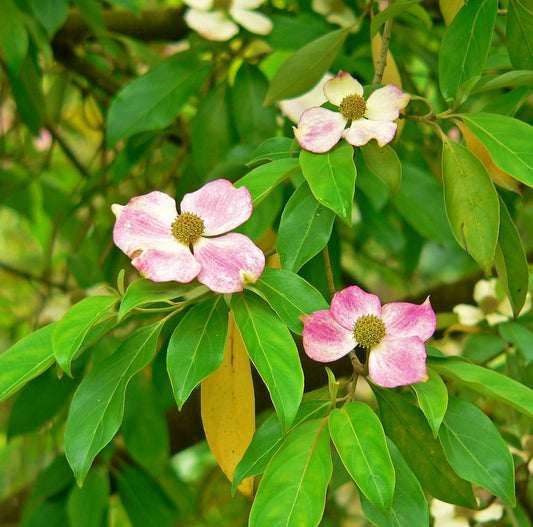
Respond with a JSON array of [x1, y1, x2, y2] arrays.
[[323, 245, 336, 300], [47, 123, 91, 178], [0, 261, 71, 292], [373, 16, 393, 84]]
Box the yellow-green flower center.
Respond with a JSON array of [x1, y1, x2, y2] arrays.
[[339, 94, 367, 121], [478, 296, 500, 314], [353, 314, 386, 348], [213, 0, 232, 9], [171, 212, 205, 245]]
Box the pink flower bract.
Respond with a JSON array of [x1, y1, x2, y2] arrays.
[[302, 286, 436, 388], [112, 179, 265, 294]]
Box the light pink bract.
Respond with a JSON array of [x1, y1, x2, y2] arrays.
[[112, 179, 265, 294], [294, 71, 410, 153], [302, 286, 436, 388]]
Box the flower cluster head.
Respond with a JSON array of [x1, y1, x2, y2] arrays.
[[453, 278, 532, 327], [183, 0, 272, 41], [112, 179, 265, 294], [294, 71, 410, 153], [302, 286, 436, 388]]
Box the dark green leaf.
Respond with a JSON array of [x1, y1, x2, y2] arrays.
[[67, 467, 110, 527], [499, 322, 533, 362], [31, 0, 68, 36], [166, 296, 228, 409], [463, 332, 506, 363], [72, 0, 105, 32], [370, 0, 424, 37], [507, 0, 533, 70], [247, 137, 299, 166], [360, 142, 402, 196], [0, 0, 28, 73], [473, 71, 533, 93], [411, 368, 448, 437]]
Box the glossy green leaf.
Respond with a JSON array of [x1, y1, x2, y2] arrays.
[[31, 0, 68, 36], [0, 0, 28, 74], [235, 158, 300, 205], [248, 267, 329, 334], [463, 332, 506, 363], [232, 63, 277, 145], [64, 321, 163, 485], [300, 141, 356, 224], [67, 467, 110, 527], [232, 291, 304, 432], [276, 182, 336, 272], [73, 0, 105, 32], [360, 439, 429, 527], [474, 70, 533, 93], [494, 197, 529, 317], [499, 322, 533, 362], [440, 396, 516, 505], [438, 0, 497, 100], [232, 400, 331, 492], [0, 323, 56, 403], [53, 295, 118, 376], [507, 0, 533, 70], [442, 138, 499, 274], [330, 402, 395, 515], [107, 52, 211, 147], [459, 112, 533, 188], [166, 296, 228, 410], [248, 137, 299, 165], [428, 353, 533, 417], [374, 387, 477, 508], [264, 27, 350, 105], [360, 142, 402, 197], [249, 419, 331, 527], [370, 0, 424, 37], [411, 368, 448, 437]]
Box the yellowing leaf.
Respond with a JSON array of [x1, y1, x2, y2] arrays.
[[455, 120, 524, 196], [201, 310, 255, 499], [439, 0, 465, 26]]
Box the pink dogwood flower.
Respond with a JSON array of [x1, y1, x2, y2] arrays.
[[112, 179, 265, 294], [294, 71, 410, 153], [302, 286, 436, 388]]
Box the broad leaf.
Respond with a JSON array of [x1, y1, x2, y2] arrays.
[[411, 368, 448, 437], [249, 419, 331, 527], [232, 291, 304, 432], [67, 467, 109, 527], [499, 322, 533, 363], [31, 0, 69, 36], [300, 141, 357, 224], [0, 0, 28, 74], [440, 397, 516, 505], [167, 296, 228, 409], [329, 402, 395, 515], [247, 137, 298, 165], [507, 0, 533, 70], [276, 182, 336, 272], [473, 70, 533, 93], [360, 142, 402, 197]]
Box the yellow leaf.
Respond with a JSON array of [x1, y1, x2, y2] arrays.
[[455, 120, 524, 196], [201, 310, 255, 499], [439, 0, 465, 26]]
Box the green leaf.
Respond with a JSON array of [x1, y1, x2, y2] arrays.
[[232, 400, 331, 493], [507, 0, 533, 70], [474, 70, 533, 93], [438, 0, 497, 101], [232, 291, 304, 432], [31, 0, 68, 36], [64, 321, 163, 485], [235, 158, 300, 205], [459, 112, 533, 188], [374, 386, 477, 508], [107, 51, 211, 147], [499, 322, 533, 363], [0, 0, 28, 74], [118, 279, 198, 321], [360, 142, 402, 197], [232, 63, 277, 145], [440, 396, 516, 505], [463, 332, 506, 363], [300, 141, 357, 224], [166, 296, 228, 409], [329, 402, 395, 515], [67, 467, 110, 527], [370, 0, 424, 37], [264, 27, 350, 105], [428, 353, 533, 417], [72, 0, 105, 32], [53, 295, 118, 376], [248, 267, 329, 334], [411, 368, 448, 437], [0, 323, 56, 403], [276, 182, 336, 272], [248, 137, 299, 165], [360, 439, 429, 527], [442, 138, 499, 274], [249, 419, 331, 527], [494, 197, 529, 317]]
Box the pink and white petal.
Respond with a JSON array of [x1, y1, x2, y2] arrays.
[[381, 297, 436, 342], [184, 9, 239, 41], [365, 84, 410, 121], [180, 179, 253, 236], [293, 107, 346, 153], [230, 8, 272, 35], [302, 310, 355, 362], [330, 286, 382, 331], [131, 243, 201, 283], [182, 0, 213, 10], [193, 233, 265, 293], [112, 191, 178, 258], [368, 336, 428, 388], [324, 71, 363, 106], [345, 118, 397, 147]]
